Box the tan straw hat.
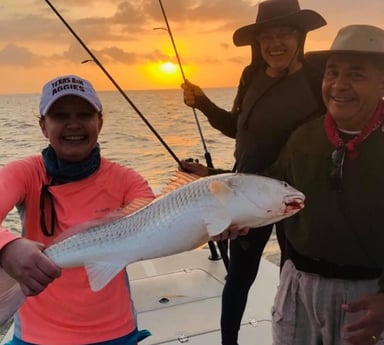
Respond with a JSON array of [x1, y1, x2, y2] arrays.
[[233, 0, 326, 47], [305, 25, 384, 67]]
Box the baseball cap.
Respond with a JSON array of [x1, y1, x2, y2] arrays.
[[39, 74, 103, 116]]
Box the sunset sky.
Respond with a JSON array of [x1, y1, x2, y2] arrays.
[[0, 0, 383, 95]]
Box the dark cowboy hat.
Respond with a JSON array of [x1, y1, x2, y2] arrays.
[[305, 25, 384, 68], [233, 0, 326, 47]]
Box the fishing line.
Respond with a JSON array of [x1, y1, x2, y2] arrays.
[[158, 0, 231, 267], [44, 0, 181, 166], [157, 0, 214, 169]]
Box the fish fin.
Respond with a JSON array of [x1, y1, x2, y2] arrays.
[[0, 268, 25, 326], [51, 198, 154, 245], [202, 181, 233, 236], [84, 261, 126, 292], [158, 171, 200, 196], [204, 210, 232, 237], [122, 198, 154, 214], [209, 181, 232, 206]]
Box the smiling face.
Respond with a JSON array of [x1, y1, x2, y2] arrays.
[[39, 95, 103, 162], [257, 25, 302, 77], [322, 53, 384, 131]]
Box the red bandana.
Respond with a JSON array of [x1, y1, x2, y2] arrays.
[[324, 100, 384, 160]]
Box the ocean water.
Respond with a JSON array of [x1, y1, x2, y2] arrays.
[[0, 88, 237, 230], [0, 88, 237, 184], [0, 87, 279, 255]]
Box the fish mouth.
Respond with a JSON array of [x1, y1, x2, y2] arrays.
[[284, 194, 305, 214]]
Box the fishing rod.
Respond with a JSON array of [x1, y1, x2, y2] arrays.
[[158, 0, 230, 267], [44, 0, 181, 167], [46, 0, 225, 265], [157, 0, 214, 169]]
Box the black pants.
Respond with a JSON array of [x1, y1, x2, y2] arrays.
[[220, 223, 286, 345]]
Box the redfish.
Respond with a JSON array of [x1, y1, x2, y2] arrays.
[[0, 172, 304, 325]]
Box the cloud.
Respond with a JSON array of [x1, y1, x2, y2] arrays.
[[98, 46, 138, 64], [47, 41, 140, 66], [0, 44, 41, 67], [112, 1, 148, 26], [0, 0, 255, 47], [1, 0, 384, 93]]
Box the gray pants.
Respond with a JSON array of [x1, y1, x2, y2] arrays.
[[272, 260, 383, 345]]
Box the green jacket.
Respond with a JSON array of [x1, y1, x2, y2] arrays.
[[270, 116, 384, 289]]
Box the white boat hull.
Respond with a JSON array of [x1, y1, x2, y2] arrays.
[[1, 248, 278, 344]]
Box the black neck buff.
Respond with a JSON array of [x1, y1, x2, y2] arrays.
[[41, 143, 101, 184], [39, 144, 101, 237]]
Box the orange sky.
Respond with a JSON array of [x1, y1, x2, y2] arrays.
[[0, 0, 383, 95]]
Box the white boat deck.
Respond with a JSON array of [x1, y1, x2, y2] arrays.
[[1, 248, 279, 344]]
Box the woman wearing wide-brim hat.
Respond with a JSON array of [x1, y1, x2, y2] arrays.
[[233, 0, 326, 77], [180, 1, 326, 344], [233, 0, 325, 46]]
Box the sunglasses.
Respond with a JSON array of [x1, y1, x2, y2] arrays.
[[330, 146, 346, 192], [40, 184, 56, 236]]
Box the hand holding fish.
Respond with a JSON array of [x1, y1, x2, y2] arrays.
[[211, 224, 250, 242], [181, 80, 206, 108], [342, 293, 384, 344], [0, 238, 61, 296], [179, 159, 209, 177]]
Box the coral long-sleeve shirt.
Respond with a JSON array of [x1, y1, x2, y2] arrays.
[[0, 156, 154, 345]]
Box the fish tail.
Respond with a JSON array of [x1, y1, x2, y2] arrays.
[[0, 268, 25, 326]]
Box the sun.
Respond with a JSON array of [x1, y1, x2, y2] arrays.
[[160, 62, 178, 74], [142, 61, 185, 88]]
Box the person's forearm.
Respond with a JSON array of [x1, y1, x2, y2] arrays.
[[0, 229, 20, 252], [193, 95, 238, 139]]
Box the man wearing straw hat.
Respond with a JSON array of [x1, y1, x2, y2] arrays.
[[269, 24, 384, 345]]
